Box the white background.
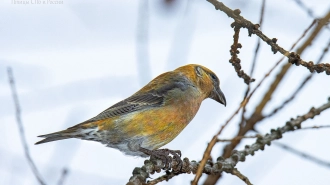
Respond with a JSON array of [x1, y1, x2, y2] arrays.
[[0, 0, 330, 184]]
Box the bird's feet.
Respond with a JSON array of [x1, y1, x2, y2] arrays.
[[139, 147, 182, 170]]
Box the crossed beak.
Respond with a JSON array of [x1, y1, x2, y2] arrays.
[[210, 86, 226, 107]]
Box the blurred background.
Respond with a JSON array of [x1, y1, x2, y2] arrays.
[[0, 0, 330, 184]]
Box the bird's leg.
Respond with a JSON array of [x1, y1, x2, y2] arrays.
[[139, 147, 182, 170]]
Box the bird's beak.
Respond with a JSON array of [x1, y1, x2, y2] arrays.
[[210, 86, 226, 107]]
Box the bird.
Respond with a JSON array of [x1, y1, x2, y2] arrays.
[[35, 64, 226, 167]]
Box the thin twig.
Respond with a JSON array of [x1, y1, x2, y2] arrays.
[[300, 125, 330, 130], [231, 168, 253, 185], [57, 168, 69, 185], [229, 23, 255, 84], [7, 67, 46, 185], [274, 142, 330, 169], [249, 0, 266, 78], [292, 0, 330, 30], [146, 171, 183, 185], [292, 0, 315, 18], [240, 0, 266, 130]]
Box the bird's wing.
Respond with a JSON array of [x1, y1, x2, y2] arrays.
[[90, 93, 164, 121], [81, 72, 191, 124]]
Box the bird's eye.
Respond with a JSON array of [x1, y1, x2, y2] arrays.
[[210, 74, 217, 80]]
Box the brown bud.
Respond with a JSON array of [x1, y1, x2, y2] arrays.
[[233, 9, 241, 15]]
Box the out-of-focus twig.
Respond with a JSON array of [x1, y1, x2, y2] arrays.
[[292, 0, 330, 30], [274, 142, 330, 169], [166, 0, 195, 70], [7, 67, 46, 185], [240, 0, 266, 129], [292, 0, 315, 18], [127, 98, 330, 185], [136, 0, 151, 85], [57, 168, 69, 185], [231, 168, 253, 185], [300, 125, 330, 130], [249, 0, 266, 78]]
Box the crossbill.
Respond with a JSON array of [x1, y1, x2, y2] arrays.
[[36, 64, 226, 164]]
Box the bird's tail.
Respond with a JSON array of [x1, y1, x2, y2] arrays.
[[35, 128, 78, 145], [35, 121, 100, 145]]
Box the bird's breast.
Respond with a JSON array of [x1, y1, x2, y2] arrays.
[[119, 91, 202, 149]]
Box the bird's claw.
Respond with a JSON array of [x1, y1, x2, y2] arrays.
[[140, 148, 183, 170]]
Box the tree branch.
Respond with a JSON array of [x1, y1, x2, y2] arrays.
[[265, 38, 330, 118], [231, 168, 253, 185], [229, 24, 255, 84], [204, 2, 327, 183], [207, 0, 330, 75]]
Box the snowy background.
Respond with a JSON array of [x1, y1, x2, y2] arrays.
[[0, 0, 330, 184]]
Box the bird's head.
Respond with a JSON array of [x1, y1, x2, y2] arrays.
[[175, 64, 226, 106]]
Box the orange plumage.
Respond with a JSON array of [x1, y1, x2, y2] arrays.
[[36, 64, 226, 159]]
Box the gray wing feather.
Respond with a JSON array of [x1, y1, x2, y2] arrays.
[[93, 93, 164, 120]]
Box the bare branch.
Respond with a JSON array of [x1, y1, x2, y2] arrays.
[[231, 168, 253, 185], [7, 67, 46, 185], [207, 0, 330, 75], [229, 25, 255, 84]]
